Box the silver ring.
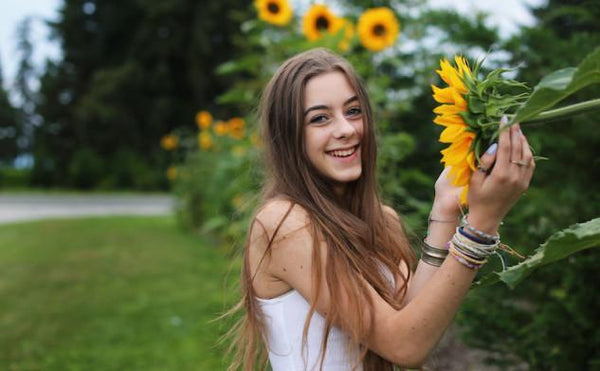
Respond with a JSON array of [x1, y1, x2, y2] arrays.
[[511, 160, 529, 167], [477, 164, 490, 173]]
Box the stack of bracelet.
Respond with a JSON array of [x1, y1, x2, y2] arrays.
[[448, 215, 501, 269], [420, 239, 449, 267]]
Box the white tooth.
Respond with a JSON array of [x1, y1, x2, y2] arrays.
[[330, 146, 356, 157]]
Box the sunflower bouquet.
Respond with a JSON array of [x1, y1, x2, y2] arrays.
[[432, 47, 600, 205]]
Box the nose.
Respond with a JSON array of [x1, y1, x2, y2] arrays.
[[332, 115, 357, 139]]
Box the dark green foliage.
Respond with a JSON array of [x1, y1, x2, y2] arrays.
[[0, 62, 20, 166], [67, 147, 105, 189], [34, 0, 252, 189]]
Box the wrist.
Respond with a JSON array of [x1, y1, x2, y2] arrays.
[[465, 213, 500, 235], [431, 198, 461, 220]]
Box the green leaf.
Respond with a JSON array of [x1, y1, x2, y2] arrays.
[[215, 55, 262, 75], [475, 218, 600, 289], [513, 47, 600, 123]]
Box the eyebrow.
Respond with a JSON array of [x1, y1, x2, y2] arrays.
[[304, 96, 359, 116]]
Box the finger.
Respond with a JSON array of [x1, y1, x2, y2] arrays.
[[521, 132, 534, 166], [496, 116, 511, 168], [521, 134, 535, 186], [471, 142, 497, 185], [510, 123, 523, 164]]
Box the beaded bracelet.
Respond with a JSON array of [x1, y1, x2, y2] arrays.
[[457, 226, 490, 244], [460, 215, 500, 243]]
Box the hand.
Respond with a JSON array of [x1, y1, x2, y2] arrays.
[[432, 166, 463, 218], [467, 118, 535, 233]]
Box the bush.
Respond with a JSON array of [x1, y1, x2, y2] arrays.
[[67, 148, 105, 189], [0, 167, 31, 188]]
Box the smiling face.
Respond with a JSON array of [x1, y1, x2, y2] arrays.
[[303, 70, 364, 195]]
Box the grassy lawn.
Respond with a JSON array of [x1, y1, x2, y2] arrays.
[[0, 216, 240, 370]]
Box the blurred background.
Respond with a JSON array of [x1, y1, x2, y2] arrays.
[[0, 0, 598, 369]]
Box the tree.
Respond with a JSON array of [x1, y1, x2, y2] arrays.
[[0, 61, 20, 167], [14, 17, 38, 156], [33, 0, 252, 189]]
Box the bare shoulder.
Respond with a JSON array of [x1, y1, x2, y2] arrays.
[[382, 204, 401, 222], [247, 198, 315, 298], [253, 198, 311, 242]]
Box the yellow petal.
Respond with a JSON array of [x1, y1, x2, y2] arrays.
[[452, 89, 467, 110], [434, 114, 465, 127], [434, 104, 464, 116], [466, 151, 477, 171], [432, 85, 455, 104], [440, 124, 466, 143], [440, 134, 473, 164], [453, 164, 472, 186], [436, 59, 455, 86], [455, 56, 472, 79]]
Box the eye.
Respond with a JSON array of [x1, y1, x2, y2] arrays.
[[309, 114, 329, 124], [346, 106, 362, 117]]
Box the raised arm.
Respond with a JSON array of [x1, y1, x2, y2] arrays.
[[405, 120, 534, 304]]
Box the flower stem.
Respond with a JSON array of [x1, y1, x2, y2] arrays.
[[521, 98, 600, 124]]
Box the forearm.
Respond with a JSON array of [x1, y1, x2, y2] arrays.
[[404, 204, 459, 304], [390, 255, 477, 366]]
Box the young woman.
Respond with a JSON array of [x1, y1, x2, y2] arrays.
[[226, 48, 535, 370]]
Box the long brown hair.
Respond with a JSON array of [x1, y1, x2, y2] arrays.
[[224, 48, 417, 370]]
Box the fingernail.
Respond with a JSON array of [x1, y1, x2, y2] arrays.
[[518, 128, 524, 137], [500, 115, 509, 126], [486, 143, 498, 155]]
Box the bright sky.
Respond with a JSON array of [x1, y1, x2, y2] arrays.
[[0, 0, 546, 96], [0, 0, 61, 93]]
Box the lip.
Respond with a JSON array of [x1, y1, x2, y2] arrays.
[[326, 144, 360, 153]]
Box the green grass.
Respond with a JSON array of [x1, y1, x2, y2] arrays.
[[0, 216, 240, 370]]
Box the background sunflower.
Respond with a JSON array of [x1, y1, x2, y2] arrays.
[[357, 7, 400, 52], [302, 4, 341, 41], [254, 0, 293, 26]]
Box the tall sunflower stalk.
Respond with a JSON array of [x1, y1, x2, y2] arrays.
[[432, 47, 600, 204]]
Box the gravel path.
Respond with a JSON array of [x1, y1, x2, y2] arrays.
[[0, 194, 174, 224]]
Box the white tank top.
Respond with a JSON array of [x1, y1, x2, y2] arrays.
[[257, 289, 363, 371]]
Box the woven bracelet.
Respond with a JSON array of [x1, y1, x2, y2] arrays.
[[460, 215, 500, 243]]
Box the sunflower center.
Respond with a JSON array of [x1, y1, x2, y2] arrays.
[[267, 2, 280, 14], [316, 16, 329, 30], [373, 24, 386, 36]]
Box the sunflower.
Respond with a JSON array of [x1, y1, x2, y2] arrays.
[[228, 117, 246, 140], [357, 7, 400, 52], [160, 134, 178, 151], [255, 0, 293, 26], [213, 121, 229, 136], [432, 56, 476, 205], [166, 166, 177, 181], [302, 4, 341, 41], [196, 110, 212, 130], [198, 131, 213, 150], [432, 55, 532, 205]]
